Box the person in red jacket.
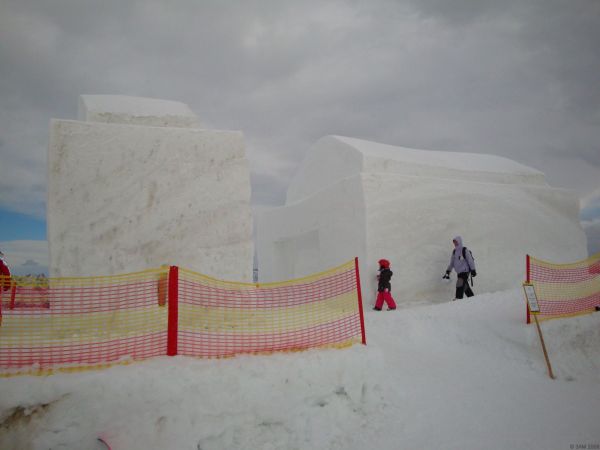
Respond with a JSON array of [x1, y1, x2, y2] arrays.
[[373, 259, 397, 311], [0, 249, 11, 292]]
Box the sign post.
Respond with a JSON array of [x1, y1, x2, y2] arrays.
[[523, 283, 555, 380]]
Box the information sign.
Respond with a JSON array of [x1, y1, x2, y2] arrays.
[[523, 283, 540, 314]]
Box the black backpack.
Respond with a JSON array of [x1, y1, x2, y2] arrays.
[[461, 247, 474, 271], [455, 247, 475, 285]]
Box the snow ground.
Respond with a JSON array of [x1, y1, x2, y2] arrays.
[[1, 288, 599, 450]]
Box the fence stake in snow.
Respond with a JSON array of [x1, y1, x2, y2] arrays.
[[355, 257, 367, 345], [523, 283, 555, 380], [167, 265, 179, 356]]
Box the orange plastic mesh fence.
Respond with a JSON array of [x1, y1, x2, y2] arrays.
[[178, 260, 362, 358], [0, 268, 169, 376], [527, 252, 600, 321], [0, 260, 364, 376]]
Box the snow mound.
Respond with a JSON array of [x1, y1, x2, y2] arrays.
[[1, 290, 598, 450]]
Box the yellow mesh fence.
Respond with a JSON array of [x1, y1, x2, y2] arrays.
[[0, 268, 169, 376], [0, 260, 365, 376], [527, 252, 600, 321], [177, 260, 363, 357]]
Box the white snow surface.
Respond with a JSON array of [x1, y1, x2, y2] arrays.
[[338, 135, 543, 174], [1, 289, 599, 450], [286, 135, 546, 204], [78, 95, 202, 128]]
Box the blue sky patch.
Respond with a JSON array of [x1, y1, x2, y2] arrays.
[[0, 209, 46, 241]]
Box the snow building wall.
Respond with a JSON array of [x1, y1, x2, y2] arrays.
[[286, 135, 548, 205], [258, 135, 587, 306], [361, 173, 587, 303], [285, 137, 364, 205], [257, 175, 366, 282], [48, 96, 253, 281]]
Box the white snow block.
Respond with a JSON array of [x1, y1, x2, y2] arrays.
[[48, 114, 253, 281], [78, 95, 202, 128], [257, 135, 587, 306], [257, 175, 367, 282]]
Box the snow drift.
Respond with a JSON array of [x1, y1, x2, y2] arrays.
[[0, 289, 598, 450]]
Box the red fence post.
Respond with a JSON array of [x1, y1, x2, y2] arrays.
[[167, 266, 179, 356], [526, 254, 531, 324], [355, 257, 367, 345]]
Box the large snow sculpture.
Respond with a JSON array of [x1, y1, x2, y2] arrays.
[[48, 95, 253, 281], [257, 136, 588, 305]]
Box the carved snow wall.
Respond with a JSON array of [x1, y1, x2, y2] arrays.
[[48, 95, 253, 281], [257, 135, 587, 306]]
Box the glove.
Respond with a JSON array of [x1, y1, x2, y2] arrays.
[[442, 271, 450, 279], [471, 270, 477, 277]]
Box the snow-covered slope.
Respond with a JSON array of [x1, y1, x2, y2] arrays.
[[1, 290, 598, 450]]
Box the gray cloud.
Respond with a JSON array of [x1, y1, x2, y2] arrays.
[[0, 0, 599, 217], [13, 259, 46, 276], [0, 240, 48, 275], [581, 187, 600, 255], [581, 187, 600, 221], [582, 219, 600, 256]]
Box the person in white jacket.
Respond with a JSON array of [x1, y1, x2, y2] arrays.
[[443, 236, 476, 300]]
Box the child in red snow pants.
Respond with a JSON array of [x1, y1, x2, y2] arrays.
[[374, 259, 397, 310]]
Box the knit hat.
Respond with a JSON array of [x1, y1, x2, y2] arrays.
[[378, 259, 390, 268]]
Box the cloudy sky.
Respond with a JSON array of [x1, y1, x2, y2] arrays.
[[1, 0, 599, 273]]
